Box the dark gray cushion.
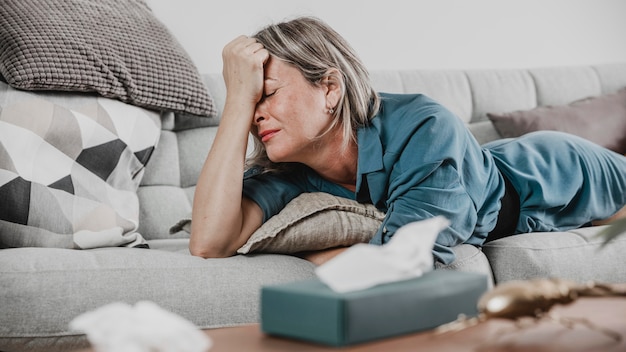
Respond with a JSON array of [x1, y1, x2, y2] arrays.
[[0, 0, 216, 117]]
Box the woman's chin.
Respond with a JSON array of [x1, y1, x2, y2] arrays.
[[266, 151, 286, 163], [266, 151, 296, 164], [266, 144, 304, 164]]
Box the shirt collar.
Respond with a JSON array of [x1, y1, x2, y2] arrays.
[[357, 118, 384, 174], [355, 117, 385, 203]]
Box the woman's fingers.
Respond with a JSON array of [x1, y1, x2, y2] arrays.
[[222, 35, 269, 104], [223, 36, 268, 69]]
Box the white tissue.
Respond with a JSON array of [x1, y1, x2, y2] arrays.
[[70, 301, 212, 352], [315, 216, 449, 293]]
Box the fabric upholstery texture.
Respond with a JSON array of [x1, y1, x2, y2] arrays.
[[483, 226, 626, 283], [0, 239, 317, 352], [0, 0, 216, 117], [237, 193, 385, 254], [137, 75, 229, 240], [0, 81, 160, 249], [487, 88, 626, 153]]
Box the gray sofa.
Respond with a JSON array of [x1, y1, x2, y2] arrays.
[[2, 63, 626, 352]]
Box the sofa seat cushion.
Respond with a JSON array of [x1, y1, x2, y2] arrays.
[[0, 239, 316, 352], [482, 226, 626, 283], [435, 244, 494, 289]]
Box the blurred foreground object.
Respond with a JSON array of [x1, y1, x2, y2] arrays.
[[597, 217, 626, 247], [70, 301, 212, 352], [438, 278, 626, 342]]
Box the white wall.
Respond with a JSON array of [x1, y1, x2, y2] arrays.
[[146, 0, 626, 74]]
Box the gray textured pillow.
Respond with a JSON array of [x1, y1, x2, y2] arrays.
[[487, 88, 626, 153], [0, 0, 216, 117], [170, 193, 386, 254]]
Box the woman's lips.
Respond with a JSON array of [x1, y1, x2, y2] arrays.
[[259, 129, 280, 142]]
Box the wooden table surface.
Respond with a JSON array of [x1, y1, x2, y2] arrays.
[[78, 296, 626, 352], [204, 297, 626, 352]]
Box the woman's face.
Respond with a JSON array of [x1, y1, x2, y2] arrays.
[[253, 57, 333, 164]]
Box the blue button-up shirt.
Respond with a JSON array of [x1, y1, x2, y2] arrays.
[[242, 92, 626, 264], [243, 93, 505, 264]]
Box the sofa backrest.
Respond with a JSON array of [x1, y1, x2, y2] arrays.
[[369, 63, 626, 144], [138, 63, 626, 240]]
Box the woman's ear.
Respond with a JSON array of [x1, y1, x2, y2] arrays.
[[322, 68, 342, 109]]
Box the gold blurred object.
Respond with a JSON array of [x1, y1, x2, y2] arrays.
[[479, 278, 581, 319], [437, 278, 626, 342]]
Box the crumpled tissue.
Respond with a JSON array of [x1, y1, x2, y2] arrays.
[[70, 301, 212, 352], [315, 216, 449, 293]]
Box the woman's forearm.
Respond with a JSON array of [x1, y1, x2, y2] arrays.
[[190, 35, 268, 258], [189, 100, 262, 258]]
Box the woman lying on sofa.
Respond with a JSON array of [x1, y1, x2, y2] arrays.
[[189, 16, 626, 265]]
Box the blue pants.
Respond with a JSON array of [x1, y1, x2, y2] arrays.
[[484, 131, 626, 233]]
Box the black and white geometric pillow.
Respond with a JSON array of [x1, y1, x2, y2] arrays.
[[0, 82, 161, 249]]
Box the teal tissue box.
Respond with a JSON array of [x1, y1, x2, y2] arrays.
[[260, 270, 488, 346]]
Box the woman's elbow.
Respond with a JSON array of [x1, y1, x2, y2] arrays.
[[188, 235, 236, 259]]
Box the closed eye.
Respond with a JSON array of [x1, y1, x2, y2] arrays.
[[259, 91, 276, 104]]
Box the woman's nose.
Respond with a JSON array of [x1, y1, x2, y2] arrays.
[[253, 104, 266, 125]]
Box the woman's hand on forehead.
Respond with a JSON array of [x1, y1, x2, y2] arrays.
[[222, 35, 270, 105]]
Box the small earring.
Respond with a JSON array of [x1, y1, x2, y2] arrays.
[[327, 108, 335, 114]]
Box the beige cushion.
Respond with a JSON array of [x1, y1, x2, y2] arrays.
[[170, 193, 386, 254], [0, 0, 215, 117], [240, 193, 385, 254], [487, 88, 626, 153]]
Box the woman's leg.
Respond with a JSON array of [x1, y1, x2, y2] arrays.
[[485, 131, 626, 233], [593, 205, 626, 226]]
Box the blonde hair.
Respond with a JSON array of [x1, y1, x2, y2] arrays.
[[247, 16, 380, 171]]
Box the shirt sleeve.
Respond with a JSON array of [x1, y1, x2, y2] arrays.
[[371, 161, 478, 265], [243, 164, 358, 223], [242, 167, 305, 222], [364, 96, 493, 265]]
